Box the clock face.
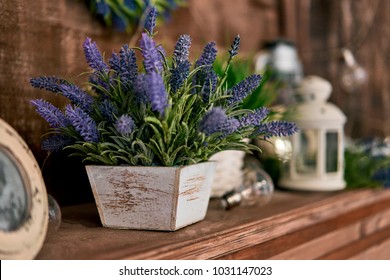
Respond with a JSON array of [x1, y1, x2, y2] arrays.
[[0, 146, 30, 232]]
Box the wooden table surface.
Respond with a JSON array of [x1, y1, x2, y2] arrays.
[[37, 188, 390, 260]]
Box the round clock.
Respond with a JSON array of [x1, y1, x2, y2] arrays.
[[0, 118, 48, 259]]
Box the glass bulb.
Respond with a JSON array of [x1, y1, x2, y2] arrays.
[[220, 160, 274, 210], [46, 194, 61, 236], [340, 48, 368, 93]]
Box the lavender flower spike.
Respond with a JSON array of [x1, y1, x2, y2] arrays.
[[227, 74, 262, 105], [195, 42, 217, 68], [30, 99, 69, 128], [115, 114, 135, 136], [145, 7, 157, 35], [30, 76, 67, 93], [119, 44, 138, 85], [199, 107, 228, 136], [173, 34, 192, 64], [110, 45, 138, 89], [139, 33, 163, 73], [98, 99, 118, 123], [65, 104, 99, 142], [170, 34, 192, 92], [229, 35, 240, 58], [41, 135, 73, 152], [134, 74, 149, 104], [256, 120, 299, 139], [83, 37, 109, 74], [221, 118, 240, 137], [146, 72, 168, 116], [239, 107, 270, 128], [201, 70, 218, 102], [170, 60, 191, 92], [60, 84, 94, 112]]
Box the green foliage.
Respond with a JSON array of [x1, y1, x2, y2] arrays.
[[32, 22, 298, 167], [344, 148, 390, 189], [214, 57, 282, 110]]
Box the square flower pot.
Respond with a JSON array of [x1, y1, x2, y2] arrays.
[[85, 161, 216, 231]]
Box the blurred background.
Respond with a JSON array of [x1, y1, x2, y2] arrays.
[[0, 0, 389, 205]]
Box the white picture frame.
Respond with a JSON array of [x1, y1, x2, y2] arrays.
[[0, 118, 48, 259]]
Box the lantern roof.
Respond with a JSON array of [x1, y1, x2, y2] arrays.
[[294, 75, 347, 124]]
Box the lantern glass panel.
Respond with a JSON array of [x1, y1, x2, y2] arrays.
[[296, 130, 318, 175], [326, 131, 339, 173]]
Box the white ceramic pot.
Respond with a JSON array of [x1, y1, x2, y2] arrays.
[[209, 150, 246, 197], [85, 161, 216, 231]]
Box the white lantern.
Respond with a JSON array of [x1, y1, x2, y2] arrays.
[[279, 75, 347, 191]]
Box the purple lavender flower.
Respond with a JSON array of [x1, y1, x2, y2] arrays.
[[134, 74, 149, 104], [110, 45, 138, 89], [145, 7, 157, 34], [30, 99, 69, 128], [192, 42, 218, 95], [30, 76, 67, 93], [239, 107, 270, 128], [199, 107, 238, 137], [60, 84, 94, 112], [199, 107, 228, 136], [83, 37, 109, 74], [373, 168, 390, 188], [256, 121, 298, 139], [115, 114, 135, 136], [170, 60, 190, 92], [170, 34, 192, 92], [139, 33, 163, 73], [227, 74, 262, 105], [65, 104, 99, 142], [173, 34, 192, 64], [95, 1, 110, 16], [146, 72, 168, 115], [41, 134, 74, 152], [229, 35, 240, 58], [220, 118, 240, 136], [195, 42, 217, 68], [98, 99, 118, 123], [119, 45, 138, 85], [201, 70, 218, 102], [109, 52, 121, 73], [89, 75, 110, 97]]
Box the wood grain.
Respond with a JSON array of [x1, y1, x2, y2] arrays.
[[320, 226, 390, 260], [85, 162, 215, 231], [37, 189, 390, 260]]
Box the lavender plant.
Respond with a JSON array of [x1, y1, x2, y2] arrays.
[[88, 0, 186, 32], [30, 8, 298, 166]]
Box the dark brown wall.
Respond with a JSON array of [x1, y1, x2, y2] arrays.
[[1, 0, 389, 205], [279, 0, 390, 137]]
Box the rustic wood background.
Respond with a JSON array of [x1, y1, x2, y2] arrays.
[[0, 0, 389, 205]]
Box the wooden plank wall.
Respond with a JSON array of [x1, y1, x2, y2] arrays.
[[0, 0, 389, 205], [279, 0, 390, 137]]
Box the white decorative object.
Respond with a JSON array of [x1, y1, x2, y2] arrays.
[[279, 75, 347, 191], [0, 118, 48, 259], [86, 161, 216, 231], [209, 150, 246, 197]]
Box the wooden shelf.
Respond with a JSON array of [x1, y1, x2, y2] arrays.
[[37, 189, 390, 260]]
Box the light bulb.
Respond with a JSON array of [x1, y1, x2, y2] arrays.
[[46, 194, 62, 236], [340, 48, 368, 93], [220, 159, 274, 210]]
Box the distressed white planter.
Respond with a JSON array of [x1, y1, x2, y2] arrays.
[[85, 162, 216, 231]]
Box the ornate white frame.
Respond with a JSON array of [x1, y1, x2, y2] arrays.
[[0, 118, 48, 259]]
